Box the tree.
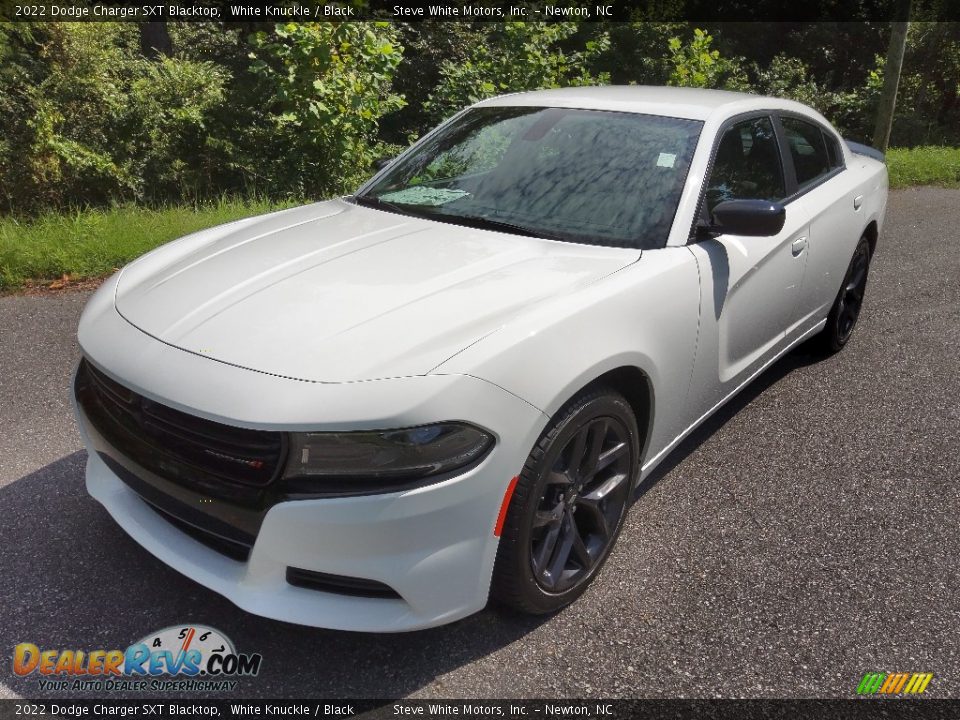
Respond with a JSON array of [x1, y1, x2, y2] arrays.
[[249, 22, 405, 197], [139, 22, 172, 58], [873, 15, 911, 151], [426, 23, 610, 125], [666, 28, 749, 91]]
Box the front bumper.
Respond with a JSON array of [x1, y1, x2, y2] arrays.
[[74, 278, 547, 631], [82, 446, 512, 632]]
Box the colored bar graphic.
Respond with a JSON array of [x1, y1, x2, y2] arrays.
[[857, 673, 886, 694], [857, 672, 933, 695]]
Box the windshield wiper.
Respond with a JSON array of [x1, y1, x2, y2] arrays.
[[352, 196, 563, 241], [350, 194, 423, 218], [439, 213, 564, 241]]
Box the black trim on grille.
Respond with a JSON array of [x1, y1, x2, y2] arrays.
[[285, 567, 401, 599], [75, 359, 288, 558], [97, 452, 258, 549], [147, 501, 253, 562], [80, 359, 285, 489]]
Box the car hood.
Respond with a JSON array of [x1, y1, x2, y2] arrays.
[[115, 199, 637, 382]]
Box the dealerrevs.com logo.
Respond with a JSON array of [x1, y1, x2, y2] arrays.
[[13, 625, 262, 693]]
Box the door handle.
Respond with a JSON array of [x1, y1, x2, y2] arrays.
[[791, 236, 808, 256], [854, 195, 864, 210]]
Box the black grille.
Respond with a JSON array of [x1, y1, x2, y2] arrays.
[[76, 359, 286, 501], [147, 502, 252, 562]]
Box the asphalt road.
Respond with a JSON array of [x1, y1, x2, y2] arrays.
[[1, 188, 958, 700]]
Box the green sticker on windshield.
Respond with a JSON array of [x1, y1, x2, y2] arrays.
[[379, 187, 470, 206]]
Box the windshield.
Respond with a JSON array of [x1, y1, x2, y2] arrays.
[[357, 106, 703, 250]]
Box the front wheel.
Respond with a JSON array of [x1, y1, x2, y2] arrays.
[[490, 387, 640, 615], [812, 235, 872, 354]]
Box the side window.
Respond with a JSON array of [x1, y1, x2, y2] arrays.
[[822, 130, 844, 169], [705, 116, 785, 214], [781, 116, 832, 188]]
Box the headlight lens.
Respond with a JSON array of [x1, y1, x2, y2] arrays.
[[281, 422, 494, 494]]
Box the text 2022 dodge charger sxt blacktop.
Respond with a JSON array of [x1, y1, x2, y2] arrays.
[[73, 87, 888, 631]]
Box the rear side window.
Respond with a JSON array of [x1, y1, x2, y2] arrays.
[[705, 116, 785, 214], [822, 130, 844, 169], [781, 116, 832, 188]]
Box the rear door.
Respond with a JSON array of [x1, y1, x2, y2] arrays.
[[777, 114, 864, 334]]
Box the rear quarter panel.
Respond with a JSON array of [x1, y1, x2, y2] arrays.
[[796, 154, 888, 327]]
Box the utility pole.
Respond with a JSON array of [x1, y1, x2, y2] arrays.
[[872, 5, 911, 152]]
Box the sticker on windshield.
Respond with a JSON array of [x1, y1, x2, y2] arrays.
[[379, 187, 470, 206], [656, 152, 677, 168]]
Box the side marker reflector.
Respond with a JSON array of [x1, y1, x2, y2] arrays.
[[494, 476, 519, 537]]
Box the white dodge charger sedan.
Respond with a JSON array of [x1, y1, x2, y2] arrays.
[[73, 87, 888, 631]]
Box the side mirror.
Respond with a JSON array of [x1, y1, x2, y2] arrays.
[[372, 156, 394, 171], [704, 199, 786, 237]]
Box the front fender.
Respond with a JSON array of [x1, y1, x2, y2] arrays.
[[435, 246, 702, 463]]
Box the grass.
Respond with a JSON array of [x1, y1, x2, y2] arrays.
[[1, 149, 959, 291], [0, 198, 292, 291], [887, 146, 960, 189]]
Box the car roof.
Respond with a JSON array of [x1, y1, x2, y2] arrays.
[[472, 85, 813, 122]]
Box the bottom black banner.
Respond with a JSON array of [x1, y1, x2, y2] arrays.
[[0, 700, 958, 720]]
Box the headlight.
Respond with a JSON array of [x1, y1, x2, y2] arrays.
[[281, 423, 494, 496]]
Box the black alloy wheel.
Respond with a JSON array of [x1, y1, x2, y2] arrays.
[[835, 240, 871, 344], [491, 387, 640, 614], [530, 416, 633, 593], [814, 235, 872, 354]]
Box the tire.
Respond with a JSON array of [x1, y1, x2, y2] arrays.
[[490, 387, 641, 615], [812, 235, 872, 354]]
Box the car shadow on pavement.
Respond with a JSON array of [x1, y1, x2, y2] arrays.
[[634, 344, 825, 501], [0, 451, 549, 700]]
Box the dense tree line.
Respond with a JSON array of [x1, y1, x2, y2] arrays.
[[0, 20, 957, 215]]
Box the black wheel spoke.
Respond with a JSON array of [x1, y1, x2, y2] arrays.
[[565, 427, 589, 476], [582, 471, 629, 504], [545, 513, 577, 585], [849, 263, 867, 288], [546, 470, 573, 487], [569, 524, 592, 567], [533, 501, 564, 529], [593, 441, 627, 477], [581, 419, 607, 478], [533, 521, 563, 576], [575, 496, 610, 542]]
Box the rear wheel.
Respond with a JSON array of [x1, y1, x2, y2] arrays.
[[812, 235, 871, 354], [490, 387, 640, 614]]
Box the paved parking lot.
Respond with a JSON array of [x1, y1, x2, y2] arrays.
[[1, 188, 958, 699]]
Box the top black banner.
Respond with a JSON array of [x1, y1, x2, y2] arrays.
[[0, 0, 953, 23]]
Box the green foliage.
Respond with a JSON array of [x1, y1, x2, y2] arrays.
[[886, 23, 960, 146], [126, 57, 230, 201], [426, 23, 610, 124], [1, 20, 959, 224], [382, 23, 476, 143], [249, 22, 405, 197], [0, 23, 232, 213], [887, 146, 960, 188], [752, 54, 824, 108], [594, 22, 684, 85], [748, 53, 875, 139], [666, 28, 749, 91], [1, 24, 136, 211], [0, 198, 291, 290]]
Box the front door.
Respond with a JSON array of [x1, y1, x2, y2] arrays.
[[686, 114, 809, 416]]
